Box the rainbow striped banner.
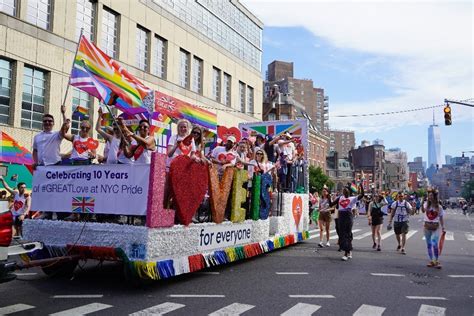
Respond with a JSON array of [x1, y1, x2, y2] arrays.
[[0, 131, 34, 165], [73, 104, 89, 119], [70, 35, 153, 115]]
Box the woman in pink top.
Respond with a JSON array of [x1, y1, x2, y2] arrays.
[[421, 190, 445, 268]]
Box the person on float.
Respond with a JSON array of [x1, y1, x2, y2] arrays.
[[122, 119, 156, 164], [95, 108, 122, 164], [167, 119, 195, 164], [330, 184, 365, 261], [0, 177, 30, 237], [62, 118, 97, 165], [276, 132, 296, 192], [115, 118, 136, 165], [421, 190, 445, 268], [367, 192, 388, 251], [190, 125, 210, 164], [318, 186, 333, 248], [388, 191, 413, 255], [210, 135, 237, 176]]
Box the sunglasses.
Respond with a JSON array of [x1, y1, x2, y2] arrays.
[[80, 126, 90, 130], [139, 125, 149, 129], [256, 152, 264, 155], [191, 131, 201, 136]]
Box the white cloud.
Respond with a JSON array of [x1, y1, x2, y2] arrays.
[[243, 0, 473, 132]]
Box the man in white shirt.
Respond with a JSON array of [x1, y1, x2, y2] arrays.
[[32, 106, 69, 168], [211, 135, 237, 176], [388, 192, 413, 254]]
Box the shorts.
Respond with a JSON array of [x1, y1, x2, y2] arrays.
[[318, 211, 331, 223], [394, 221, 409, 235], [371, 215, 383, 226], [13, 215, 23, 227]]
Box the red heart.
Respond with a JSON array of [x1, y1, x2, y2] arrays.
[[169, 155, 209, 225], [226, 153, 235, 162], [217, 126, 241, 143], [13, 200, 23, 211], [292, 196, 303, 227], [73, 140, 88, 154], [427, 210, 438, 221], [339, 198, 350, 209], [87, 138, 99, 150], [178, 136, 193, 156]]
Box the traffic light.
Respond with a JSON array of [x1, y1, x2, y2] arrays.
[[444, 104, 452, 125]]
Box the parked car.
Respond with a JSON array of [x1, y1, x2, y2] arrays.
[[0, 201, 42, 283]]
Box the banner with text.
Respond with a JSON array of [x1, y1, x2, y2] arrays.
[[198, 223, 252, 251], [31, 165, 150, 215]]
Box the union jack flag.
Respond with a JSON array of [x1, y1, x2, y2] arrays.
[[72, 197, 95, 213]]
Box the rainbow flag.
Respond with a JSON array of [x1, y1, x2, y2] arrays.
[[180, 104, 217, 133], [0, 131, 34, 165], [70, 35, 153, 115], [73, 104, 89, 119], [350, 183, 358, 193], [100, 112, 113, 127], [150, 112, 172, 135]]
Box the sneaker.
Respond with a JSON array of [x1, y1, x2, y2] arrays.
[[318, 242, 324, 248], [434, 261, 442, 269], [401, 248, 406, 255], [427, 261, 436, 267], [377, 245, 381, 251], [372, 242, 377, 249], [337, 248, 342, 252], [341, 255, 348, 261], [348, 252, 352, 259], [326, 241, 330, 247], [397, 245, 401, 251]]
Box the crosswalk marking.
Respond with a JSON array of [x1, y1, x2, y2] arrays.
[[406, 296, 447, 301], [406, 230, 418, 239], [417, 304, 446, 316], [168, 295, 225, 298], [353, 304, 386, 316], [423, 231, 453, 241], [288, 295, 335, 298], [129, 302, 185, 315], [448, 275, 474, 278], [371, 273, 404, 277], [281, 303, 321, 316], [381, 231, 394, 240], [466, 233, 474, 241], [0, 304, 35, 315], [208, 303, 255, 316], [50, 303, 113, 316], [353, 232, 372, 240], [276, 272, 309, 275], [329, 229, 361, 240], [307, 229, 336, 240]]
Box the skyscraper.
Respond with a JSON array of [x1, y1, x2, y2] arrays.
[[428, 124, 441, 168]]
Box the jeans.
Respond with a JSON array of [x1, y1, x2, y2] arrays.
[[424, 228, 440, 261]]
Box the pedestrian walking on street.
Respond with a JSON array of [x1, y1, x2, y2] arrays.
[[367, 193, 388, 251], [330, 184, 365, 261], [388, 192, 413, 254], [317, 187, 333, 248], [422, 190, 445, 269]]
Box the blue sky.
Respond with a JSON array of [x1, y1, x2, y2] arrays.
[[244, 0, 473, 162]]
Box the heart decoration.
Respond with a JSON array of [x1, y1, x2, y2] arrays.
[[73, 140, 89, 154], [426, 209, 438, 221], [217, 126, 241, 143], [87, 138, 99, 150], [339, 198, 351, 209], [169, 155, 209, 225], [292, 196, 303, 228], [178, 135, 193, 156], [13, 200, 24, 211], [226, 153, 236, 162]]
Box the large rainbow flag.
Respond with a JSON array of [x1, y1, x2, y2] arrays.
[[70, 35, 153, 115], [0, 131, 34, 165]]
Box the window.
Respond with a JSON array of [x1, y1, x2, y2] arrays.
[[26, 0, 51, 30], [179, 49, 190, 89], [280, 114, 289, 120], [76, 0, 95, 41], [212, 67, 221, 102], [239, 81, 245, 113], [21, 66, 46, 130], [71, 88, 92, 135], [0, 0, 16, 16], [268, 113, 276, 121], [136, 25, 149, 71], [247, 86, 254, 114], [223, 73, 231, 107], [152, 35, 166, 79], [101, 7, 118, 58], [191, 56, 203, 94], [0, 58, 12, 124]]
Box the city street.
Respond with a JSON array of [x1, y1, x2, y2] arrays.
[[1, 209, 473, 316]]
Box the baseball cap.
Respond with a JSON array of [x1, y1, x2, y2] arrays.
[[227, 135, 237, 143]]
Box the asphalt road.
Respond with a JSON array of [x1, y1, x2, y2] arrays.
[[1, 209, 473, 316]]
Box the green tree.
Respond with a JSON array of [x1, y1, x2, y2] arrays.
[[309, 166, 334, 193], [416, 188, 427, 198], [461, 180, 474, 200]]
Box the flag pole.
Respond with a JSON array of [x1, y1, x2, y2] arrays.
[[62, 28, 84, 124]]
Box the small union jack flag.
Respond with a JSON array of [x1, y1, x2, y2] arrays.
[[72, 197, 95, 213]]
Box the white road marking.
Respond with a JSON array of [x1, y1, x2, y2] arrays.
[[281, 303, 321, 316], [381, 231, 394, 240], [168, 294, 225, 298], [288, 295, 335, 298], [14, 272, 38, 276], [417, 304, 446, 316], [466, 233, 474, 241], [328, 229, 361, 240], [129, 302, 185, 315], [406, 230, 418, 239], [276, 272, 309, 275], [448, 275, 474, 278], [50, 303, 112, 316], [307, 229, 336, 240], [371, 273, 405, 277], [353, 304, 386, 316], [198, 272, 220, 275], [353, 232, 373, 240], [208, 303, 255, 316], [406, 296, 447, 300], [52, 295, 104, 299], [445, 231, 454, 240], [0, 304, 35, 315]]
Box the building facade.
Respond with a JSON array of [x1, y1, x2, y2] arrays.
[[349, 142, 385, 191], [0, 0, 263, 153], [325, 129, 355, 159], [326, 151, 353, 192], [385, 148, 408, 190], [428, 124, 441, 168]]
